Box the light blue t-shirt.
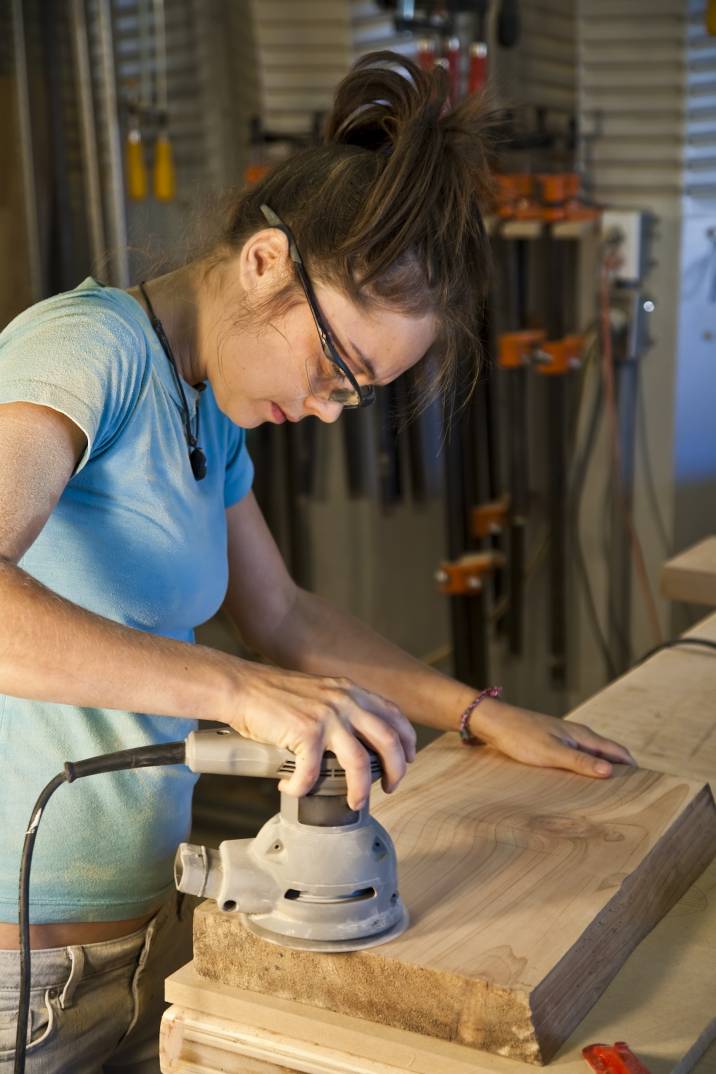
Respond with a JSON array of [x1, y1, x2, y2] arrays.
[[0, 277, 254, 922]]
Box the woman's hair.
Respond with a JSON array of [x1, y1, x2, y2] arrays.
[[217, 50, 495, 413]]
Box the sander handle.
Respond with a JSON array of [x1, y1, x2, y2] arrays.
[[185, 728, 293, 777], [184, 728, 382, 792]]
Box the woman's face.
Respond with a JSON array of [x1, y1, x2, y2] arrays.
[[199, 232, 437, 428]]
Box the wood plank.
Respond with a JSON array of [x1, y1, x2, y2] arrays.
[[190, 739, 716, 1064], [567, 611, 716, 786], [661, 537, 716, 606], [161, 848, 716, 1074]]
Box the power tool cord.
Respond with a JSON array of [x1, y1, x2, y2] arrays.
[[14, 740, 186, 1074], [635, 636, 716, 664]]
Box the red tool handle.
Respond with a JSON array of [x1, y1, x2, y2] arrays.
[[446, 36, 461, 103], [583, 1042, 653, 1074], [468, 41, 488, 93], [417, 38, 436, 73]]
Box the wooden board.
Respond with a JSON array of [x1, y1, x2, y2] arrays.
[[162, 851, 716, 1074], [661, 538, 716, 606], [191, 739, 716, 1064], [567, 612, 716, 787]]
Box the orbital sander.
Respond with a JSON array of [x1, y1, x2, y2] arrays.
[[175, 727, 409, 952], [14, 728, 407, 1074]]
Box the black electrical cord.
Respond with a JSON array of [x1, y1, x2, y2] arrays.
[[567, 361, 619, 680], [636, 377, 672, 555], [14, 741, 186, 1074], [635, 636, 716, 665]]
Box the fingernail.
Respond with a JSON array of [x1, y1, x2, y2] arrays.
[[596, 761, 611, 776]]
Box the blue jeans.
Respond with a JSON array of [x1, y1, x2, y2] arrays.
[[0, 892, 194, 1073]]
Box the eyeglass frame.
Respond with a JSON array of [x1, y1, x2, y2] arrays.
[[259, 203, 375, 409]]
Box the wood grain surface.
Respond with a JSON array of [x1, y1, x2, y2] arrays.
[[661, 538, 716, 606], [162, 846, 716, 1074], [568, 612, 716, 787], [191, 738, 716, 1063]]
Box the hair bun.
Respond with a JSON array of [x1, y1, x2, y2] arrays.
[[325, 51, 449, 153]]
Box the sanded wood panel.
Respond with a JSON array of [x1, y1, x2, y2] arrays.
[[162, 851, 716, 1073], [190, 737, 716, 1063]]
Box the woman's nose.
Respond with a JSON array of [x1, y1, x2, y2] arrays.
[[303, 395, 344, 423]]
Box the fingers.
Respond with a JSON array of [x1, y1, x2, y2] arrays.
[[277, 727, 326, 799], [326, 722, 375, 810], [563, 723, 637, 767], [242, 667, 414, 806], [546, 738, 614, 778], [351, 687, 417, 762], [344, 710, 408, 795]]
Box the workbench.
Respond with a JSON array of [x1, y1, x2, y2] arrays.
[[160, 611, 716, 1073]]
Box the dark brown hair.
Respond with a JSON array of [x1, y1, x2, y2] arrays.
[[218, 50, 494, 413]]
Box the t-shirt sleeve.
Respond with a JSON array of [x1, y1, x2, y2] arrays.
[[224, 422, 254, 508], [0, 297, 149, 473]]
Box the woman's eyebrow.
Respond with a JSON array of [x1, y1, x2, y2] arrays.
[[347, 340, 377, 382]]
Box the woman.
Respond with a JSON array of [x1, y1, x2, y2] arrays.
[[0, 52, 633, 1072]]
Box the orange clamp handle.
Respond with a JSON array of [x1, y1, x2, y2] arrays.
[[498, 330, 546, 369], [471, 495, 511, 539], [435, 552, 505, 596], [534, 334, 583, 376]]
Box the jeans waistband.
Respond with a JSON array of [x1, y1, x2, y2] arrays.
[[0, 900, 171, 991]]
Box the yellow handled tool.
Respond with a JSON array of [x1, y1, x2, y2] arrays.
[[154, 120, 176, 202], [708, 0, 716, 34], [126, 130, 148, 201]]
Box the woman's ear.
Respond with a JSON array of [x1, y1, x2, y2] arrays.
[[238, 228, 292, 297]]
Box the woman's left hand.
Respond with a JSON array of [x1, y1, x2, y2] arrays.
[[470, 700, 636, 778]]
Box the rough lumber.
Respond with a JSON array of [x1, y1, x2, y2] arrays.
[[162, 854, 716, 1073], [191, 736, 716, 1064], [568, 612, 716, 787], [661, 537, 716, 606]]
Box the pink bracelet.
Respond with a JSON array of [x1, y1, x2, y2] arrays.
[[458, 686, 503, 745]]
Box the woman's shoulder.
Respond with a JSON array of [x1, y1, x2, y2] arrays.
[[1, 277, 149, 350]]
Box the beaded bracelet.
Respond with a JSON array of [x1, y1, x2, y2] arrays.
[[458, 686, 503, 745]]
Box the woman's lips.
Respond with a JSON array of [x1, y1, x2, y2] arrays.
[[271, 402, 287, 423]]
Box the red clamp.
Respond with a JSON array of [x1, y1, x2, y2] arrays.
[[583, 1042, 653, 1074]]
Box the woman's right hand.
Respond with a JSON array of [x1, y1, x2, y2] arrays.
[[220, 660, 416, 810]]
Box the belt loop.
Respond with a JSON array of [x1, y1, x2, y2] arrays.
[[59, 945, 85, 1010]]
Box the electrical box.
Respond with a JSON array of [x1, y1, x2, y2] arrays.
[[601, 210, 646, 284]]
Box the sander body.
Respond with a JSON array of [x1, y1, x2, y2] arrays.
[[176, 728, 408, 952]]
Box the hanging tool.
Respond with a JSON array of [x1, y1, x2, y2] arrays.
[[417, 36, 438, 72], [707, 0, 716, 34], [126, 101, 149, 200], [469, 1, 490, 94], [446, 34, 462, 102], [125, 0, 151, 201], [152, 0, 176, 201]]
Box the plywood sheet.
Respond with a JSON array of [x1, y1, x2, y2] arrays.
[[163, 854, 716, 1073], [192, 739, 716, 1063], [661, 538, 716, 606]]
